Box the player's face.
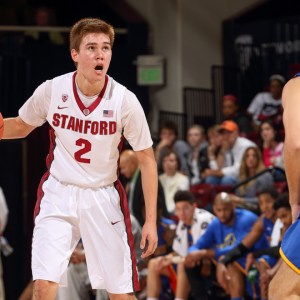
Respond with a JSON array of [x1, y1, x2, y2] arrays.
[[258, 193, 275, 219], [175, 201, 196, 225], [187, 128, 203, 148], [71, 32, 112, 83], [213, 203, 234, 225], [276, 207, 292, 228]]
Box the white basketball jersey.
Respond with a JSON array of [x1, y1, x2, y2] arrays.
[[47, 72, 128, 187]]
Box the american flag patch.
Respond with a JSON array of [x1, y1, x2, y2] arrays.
[[103, 110, 114, 118]]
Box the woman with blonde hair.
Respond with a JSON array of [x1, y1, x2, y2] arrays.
[[233, 146, 274, 209]]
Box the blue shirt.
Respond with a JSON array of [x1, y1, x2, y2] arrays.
[[157, 217, 176, 246], [263, 216, 274, 244], [188, 208, 261, 259]]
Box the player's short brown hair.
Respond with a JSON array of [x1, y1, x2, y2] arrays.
[[69, 18, 115, 52]]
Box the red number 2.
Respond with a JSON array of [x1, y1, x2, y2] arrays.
[[74, 138, 91, 163]]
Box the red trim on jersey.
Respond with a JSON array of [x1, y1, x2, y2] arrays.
[[34, 127, 56, 220], [72, 72, 108, 116], [117, 135, 125, 177], [114, 180, 140, 292]]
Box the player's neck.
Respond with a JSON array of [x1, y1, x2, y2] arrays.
[[75, 74, 105, 97]]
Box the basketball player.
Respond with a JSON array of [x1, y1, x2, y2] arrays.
[[0, 18, 158, 300], [269, 75, 300, 299]]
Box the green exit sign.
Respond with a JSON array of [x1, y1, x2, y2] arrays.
[[137, 55, 164, 86], [138, 67, 163, 85]]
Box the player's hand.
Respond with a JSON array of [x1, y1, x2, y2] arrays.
[[0, 112, 4, 140], [140, 221, 158, 258]]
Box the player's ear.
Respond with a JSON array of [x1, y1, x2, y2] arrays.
[[71, 49, 78, 63]]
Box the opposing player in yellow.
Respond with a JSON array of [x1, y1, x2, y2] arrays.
[[269, 73, 300, 299]]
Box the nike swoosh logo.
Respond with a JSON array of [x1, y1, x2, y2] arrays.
[[111, 221, 121, 225], [57, 106, 68, 109]]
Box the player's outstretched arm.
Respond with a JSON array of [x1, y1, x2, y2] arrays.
[[0, 115, 36, 140], [135, 147, 158, 258], [281, 77, 300, 221]]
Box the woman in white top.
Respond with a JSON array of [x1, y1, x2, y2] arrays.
[[159, 150, 189, 214]]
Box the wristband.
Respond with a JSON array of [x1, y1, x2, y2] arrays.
[[220, 243, 249, 265]]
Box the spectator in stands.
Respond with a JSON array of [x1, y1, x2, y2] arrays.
[[260, 194, 292, 279], [220, 187, 278, 299], [251, 193, 292, 300], [206, 124, 223, 172], [120, 149, 168, 226], [24, 6, 65, 45], [185, 124, 209, 185], [233, 146, 274, 209], [185, 192, 266, 300], [155, 121, 190, 175], [247, 74, 285, 131], [146, 190, 215, 300], [202, 120, 256, 186], [159, 151, 190, 214], [222, 94, 253, 135], [273, 194, 292, 239], [259, 119, 285, 182]]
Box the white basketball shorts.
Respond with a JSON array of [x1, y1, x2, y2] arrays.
[[32, 174, 140, 294]]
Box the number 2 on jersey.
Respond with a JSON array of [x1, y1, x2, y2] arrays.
[[74, 138, 91, 163]]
